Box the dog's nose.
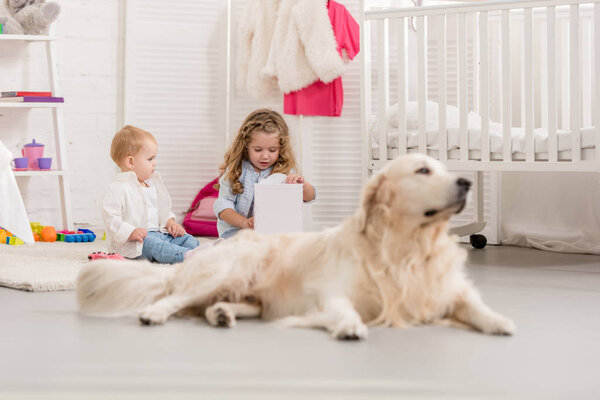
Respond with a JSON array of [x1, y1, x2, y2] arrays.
[[456, 178, 471, 193]]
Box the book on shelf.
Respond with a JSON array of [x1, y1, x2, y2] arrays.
[[0, 96, 63, 103], [1, 91, 53, 97]]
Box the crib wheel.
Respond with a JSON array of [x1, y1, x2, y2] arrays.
[[469, 234, 487, 249]]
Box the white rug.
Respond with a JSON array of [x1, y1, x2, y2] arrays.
[[0, 240, 107, 292]]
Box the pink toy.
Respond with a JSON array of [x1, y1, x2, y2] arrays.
[[21, 139, 44, 170], [88, 252, 126, 261]]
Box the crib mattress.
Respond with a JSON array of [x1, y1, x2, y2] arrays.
[[373, 125, 596, 154], [372, 144, 597, 162], [370, 101, 597, 160]]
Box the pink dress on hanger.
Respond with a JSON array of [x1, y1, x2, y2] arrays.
[[283, 1, 359, 117]]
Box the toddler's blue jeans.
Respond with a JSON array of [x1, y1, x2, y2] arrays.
[[141, 231, 199, 264]]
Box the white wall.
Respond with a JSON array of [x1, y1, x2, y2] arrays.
[[2, 0, 597, 253], [1, 0, 123, 230]]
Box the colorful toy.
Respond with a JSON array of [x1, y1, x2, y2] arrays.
[[29, 223, 96, 243], [88, 252, 125, 261], [0, 228, 24, 245], [56, 229, 96, 243], [30, 222, 56, 242]]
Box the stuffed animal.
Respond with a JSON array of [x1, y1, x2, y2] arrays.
[[0, 0, 60, 35]]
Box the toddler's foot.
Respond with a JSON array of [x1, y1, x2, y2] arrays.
[[184, 238, 223, 260], [88, 251, 126, 261]]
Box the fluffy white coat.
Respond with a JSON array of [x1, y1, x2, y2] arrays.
[[235, 0, 279, 98], [77, 154, 515, 340], [236, 0, 345, 97]]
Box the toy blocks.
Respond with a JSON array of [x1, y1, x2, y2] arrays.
[[0, 228, 25, 245], [30, 222, 56, 242], [29, 223, 96, 243], [56, 229, 96, 243]]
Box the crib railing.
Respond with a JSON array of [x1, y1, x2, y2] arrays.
[[361, 0, 600, 172]]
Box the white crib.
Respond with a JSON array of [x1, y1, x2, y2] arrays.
[[360, 0, 600, 247]]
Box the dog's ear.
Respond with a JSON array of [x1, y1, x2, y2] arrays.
[[358, 172, 395, 232]]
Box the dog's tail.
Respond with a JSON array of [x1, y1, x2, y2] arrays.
[[76, 259, 174, 316]]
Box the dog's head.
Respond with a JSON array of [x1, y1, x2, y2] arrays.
[[359, 154, 470, 231]]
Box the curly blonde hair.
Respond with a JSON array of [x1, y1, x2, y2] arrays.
[[217, 109, 297, 194]]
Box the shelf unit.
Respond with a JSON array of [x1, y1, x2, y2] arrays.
[[0, 34, 73, 230], [0, 102, 62, 108]]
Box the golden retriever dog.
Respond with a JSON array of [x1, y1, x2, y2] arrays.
[[77, 154, 515, 340]]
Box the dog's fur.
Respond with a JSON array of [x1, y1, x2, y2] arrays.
[[76, 154, 515, 340]]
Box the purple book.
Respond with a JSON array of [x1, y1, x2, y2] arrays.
[[0, 96, 64, 103]]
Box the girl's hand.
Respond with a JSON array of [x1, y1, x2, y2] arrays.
[[166, 219, 186, 237], [128, 228, 148, 243], [287, 174, 315, 202], [286, 174, 304, 184], [241, 217, 254, 230]]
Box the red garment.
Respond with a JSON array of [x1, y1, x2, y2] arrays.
[[283, 1, 359, 117]]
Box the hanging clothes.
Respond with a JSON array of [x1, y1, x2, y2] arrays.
[[236, 0, 279, 99], [262, 0, 345, 94], [283, 0, 359, 117]]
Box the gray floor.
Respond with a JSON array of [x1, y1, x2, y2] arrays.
[[1, 245, 599, 400]]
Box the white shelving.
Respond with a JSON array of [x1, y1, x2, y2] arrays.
[[12, 170, 67, 177], [0, 35, 59, 41], [1, 35, 73, 230], [0, 103, 62, 108]]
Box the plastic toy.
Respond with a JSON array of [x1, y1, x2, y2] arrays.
[[41, 226, 57, 242], [29, 223, 96, 243], [0, 228, 24, 245], [30, 222, 57, 242], [56, 228, 96, 243], [88, 252, 125, 261]]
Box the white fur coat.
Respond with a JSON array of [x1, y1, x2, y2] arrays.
[[236, 0, 345, 97], [236, 0, 279, 98]]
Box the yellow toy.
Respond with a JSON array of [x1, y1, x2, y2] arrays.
[[0, 228, 24, 245], [30, 223, 57, 242]]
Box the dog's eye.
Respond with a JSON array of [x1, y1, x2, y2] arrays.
[[415, 167, 430, 175]]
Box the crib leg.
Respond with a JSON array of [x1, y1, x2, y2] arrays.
[[470, 171, 487, 249], [474, 170, 484, 225]]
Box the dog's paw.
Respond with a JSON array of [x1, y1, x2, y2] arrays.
[[332, 319, 368, 341], [480, 313, 516, 336], [205, 304, 236, 328], [138, 309, 168, 326]]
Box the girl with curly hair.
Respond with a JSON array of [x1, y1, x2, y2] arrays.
[[213, 109, 316, 238]]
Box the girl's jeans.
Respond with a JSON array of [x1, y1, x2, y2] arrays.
[[141, 231, 199, 264]]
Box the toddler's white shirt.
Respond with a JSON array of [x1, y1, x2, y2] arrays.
[[142, 181, 160, 231], [102, 171, 176, 258]]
